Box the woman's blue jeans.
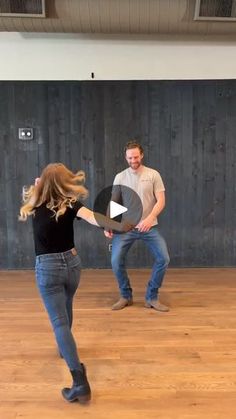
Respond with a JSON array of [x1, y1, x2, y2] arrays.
[[111, 226, 170, 302], [35, 249, 81, 371]]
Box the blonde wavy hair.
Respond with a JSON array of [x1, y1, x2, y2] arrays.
[[19, 163, 88, 221]]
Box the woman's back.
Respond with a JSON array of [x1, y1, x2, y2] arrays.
[[33, 201, 83, 255]]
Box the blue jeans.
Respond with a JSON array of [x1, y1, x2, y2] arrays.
[[35, 249, 81, 371], [111, 226, 170, 302]]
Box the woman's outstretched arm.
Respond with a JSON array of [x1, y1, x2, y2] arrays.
[[77, 206, 133, 233]]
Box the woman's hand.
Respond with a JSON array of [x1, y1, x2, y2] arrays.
[[104, 230, 113, 239], [35, 177, 41, 186]]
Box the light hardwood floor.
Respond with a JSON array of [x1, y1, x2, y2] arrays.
[[0, 268, 236, 419]]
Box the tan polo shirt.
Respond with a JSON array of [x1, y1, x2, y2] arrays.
[[113, 165, 165, 226]]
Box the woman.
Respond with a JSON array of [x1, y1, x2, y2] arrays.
[[19, 163, 132, 403]]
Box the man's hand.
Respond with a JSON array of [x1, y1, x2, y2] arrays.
[[104, 230, 113, 239], [136, 215, 155, 232], [35, 177, 41, 186]]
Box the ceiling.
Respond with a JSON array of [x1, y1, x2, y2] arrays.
[[0, 0, 236, 36]]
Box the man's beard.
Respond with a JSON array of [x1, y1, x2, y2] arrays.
[[129, 161, 141, 170]]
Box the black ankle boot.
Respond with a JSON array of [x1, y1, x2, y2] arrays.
[[62, 363, 91, 403]]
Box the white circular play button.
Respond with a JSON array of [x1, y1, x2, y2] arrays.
[[109, 201, 128, 219], [93, 185, 143, 233]]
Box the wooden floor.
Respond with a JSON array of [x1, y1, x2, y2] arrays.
[[1, 268, 236, 419]]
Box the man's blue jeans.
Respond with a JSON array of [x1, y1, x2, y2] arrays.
[[35, 249, 81, 371], [111, 226, 170, 302]]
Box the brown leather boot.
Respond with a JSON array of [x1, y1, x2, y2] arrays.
[[112, 297, 133, 310], [145, 300, 169, 312]]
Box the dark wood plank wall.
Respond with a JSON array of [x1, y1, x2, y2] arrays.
[[0, 80, 235, 269]]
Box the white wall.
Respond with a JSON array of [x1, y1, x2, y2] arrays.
[[0, 32, 236, 80]]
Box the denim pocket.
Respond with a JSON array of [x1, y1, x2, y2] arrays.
[[35, 260, 66, 288]]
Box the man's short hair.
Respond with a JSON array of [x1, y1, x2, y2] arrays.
[[124, 140, 144, 154]]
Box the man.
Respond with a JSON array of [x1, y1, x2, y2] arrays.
[[105, 140, 170, 312]]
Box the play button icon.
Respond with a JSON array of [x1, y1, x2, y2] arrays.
[[109, 201, 127, 218], [93, 185, 143, 233]]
